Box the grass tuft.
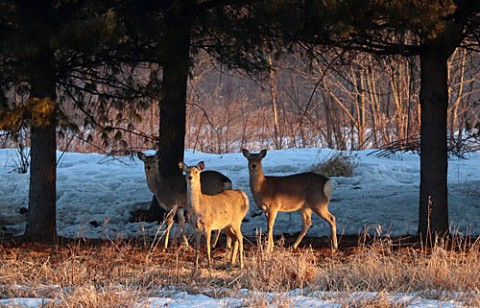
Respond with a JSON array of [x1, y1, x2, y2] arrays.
[[313, 152, 358, 177], [241, 241, 318, 292]]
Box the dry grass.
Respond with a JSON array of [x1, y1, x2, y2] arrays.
[[240, 237, 319, 292], [313, 152, 358, 177], [1, 234, 480, 307]]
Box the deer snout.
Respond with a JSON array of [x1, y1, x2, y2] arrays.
[[146, 166, 152, 171], [188, 175, 193, 181], [251, 163, 257, 170]]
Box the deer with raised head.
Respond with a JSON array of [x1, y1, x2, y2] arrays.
[[137, 152, 232, 250], [242, 149, 337, 252], [179, 161, 249, 269]]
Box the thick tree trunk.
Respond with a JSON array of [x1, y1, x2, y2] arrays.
[[17, 0, 58, 242], [24, 51, 57, 242], [418, 52, 449, 238], [147, 0, 192, 218], [158, 61, 189, 175], [157, 1, 191, 175], [415, 0, 474, 238]]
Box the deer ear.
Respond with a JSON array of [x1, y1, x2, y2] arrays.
[[242, 149, 250, 158], [178, 161, 188, 171], [197, 161, 205, 170], [137, 152, 146, 161], [260, 149, 267, 158]]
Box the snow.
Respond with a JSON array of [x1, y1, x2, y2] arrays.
[[136, 290, 463, 307], [0, 289, 466, 308], [1, 147, 479, 307], [0, 298, 52, 308]]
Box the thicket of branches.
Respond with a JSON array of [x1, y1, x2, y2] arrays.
[[189, 48, 480, 154], [5, 48, 476, 156]]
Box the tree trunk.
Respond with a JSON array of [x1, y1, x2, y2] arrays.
[[157, 1, 191, 175], [321, 91, 335, 148], [448, 49, 466, 141], [416, 0, 474, 238], [157, 61, 189, 175], [418, 52, 449, 238], [147, 0, 192, 217], [267, 54, 281, 149], [24, 51, 57, 242]]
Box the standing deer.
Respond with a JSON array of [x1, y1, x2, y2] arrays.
[[242, 149, 337, 252], [137, 152, 232, 250], [179, 161, 249, 269]]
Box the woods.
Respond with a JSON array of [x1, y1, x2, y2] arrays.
[[0, 1, 480, 244]]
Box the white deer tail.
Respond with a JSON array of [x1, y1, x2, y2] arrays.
[[239, 190, 250, 214], [323, 179, 333, 200]]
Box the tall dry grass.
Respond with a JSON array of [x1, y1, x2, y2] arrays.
[[240, 234, 480, 306], [1, 234, 480, 307]]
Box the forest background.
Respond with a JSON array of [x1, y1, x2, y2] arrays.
[[4, 48, 479, 156], [0, 0, 479, 243]]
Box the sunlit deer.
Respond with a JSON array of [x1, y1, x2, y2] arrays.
[[137, 152, 232, 250], [179, 161, 249, 269], [242, 149, 337, 252]]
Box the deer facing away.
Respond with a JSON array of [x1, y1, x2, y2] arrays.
[[137, 152, 232, 250], [242, 149, 337, 252], [179, 161, 249, 269]]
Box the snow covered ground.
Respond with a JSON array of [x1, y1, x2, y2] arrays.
[[1, 147, 479, 307], [1, 147, 479, 239], [0, 289, 468, 308]]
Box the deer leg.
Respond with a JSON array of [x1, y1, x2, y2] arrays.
[[239, 232, 244, 269], [163, 207, 176, 251], [225, 233, 232, 250], [223, 227, 237, 267], [317, 208, 338, 250], [232, 223, 244, 269], [176, 208, 189, 247], [194, 229, 201, 269], [266, 209, 278, 253], [292, 207, 312, 250], [212, 230, 221, 248], [227, 227, 240, 267], [205, 228, 212, 268], [231, 235, 239, 267]]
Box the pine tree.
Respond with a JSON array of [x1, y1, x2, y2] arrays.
[[260, 0, 480, 238], [0, 0, 131, 242]]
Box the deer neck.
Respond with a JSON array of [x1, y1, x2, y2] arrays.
[[249, 167, 267, 195], [186, 180, 203, 213], [146, 170, 164, 195]]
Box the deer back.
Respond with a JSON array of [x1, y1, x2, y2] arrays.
[[200, 171, 233, 194], [138, 152, 231, 210], [254, 173, 328, 212], [199, 190, 249, 230], [148, 173, 188, 210]]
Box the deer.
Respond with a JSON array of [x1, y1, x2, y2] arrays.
[[242, 149, 337, 252], [179, 161, 249, 269], [137, 152, 232, 250]]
